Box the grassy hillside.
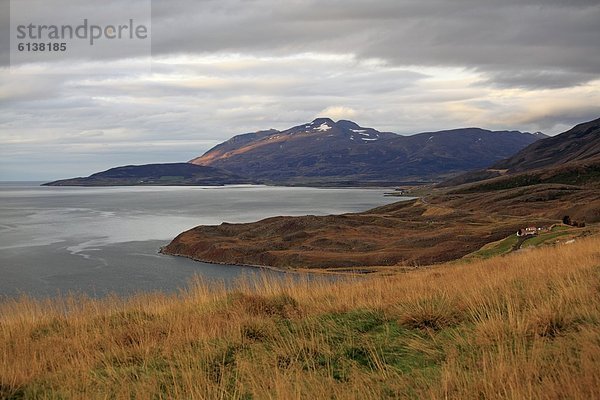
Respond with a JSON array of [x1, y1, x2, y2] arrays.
[[2, 236, 600, 399], [449, 162, 600, 193]]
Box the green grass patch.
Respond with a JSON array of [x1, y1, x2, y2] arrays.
[[522, 231, 573, 248], [320, 309, 387, 334], [467, 234, 520, 259], [551, 225, 569, 232], [281, 310, 445, 379]]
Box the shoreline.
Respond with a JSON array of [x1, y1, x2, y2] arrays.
[[158, 247, 296, 275], [40, 182, 418, 190], [158, 247, 396, 276]]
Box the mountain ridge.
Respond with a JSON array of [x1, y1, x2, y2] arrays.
[[191, 118, 544, 185], [43, 118, 547, 187]]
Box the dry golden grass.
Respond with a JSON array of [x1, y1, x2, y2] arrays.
[[1, 236, 600, 399]]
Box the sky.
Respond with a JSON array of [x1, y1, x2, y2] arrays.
[[1, 0, 599, 180]]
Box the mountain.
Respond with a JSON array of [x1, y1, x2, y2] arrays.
[[191, 118, 545, 185], [494, 117, 600, 172], [440, 117, 600, 188], [43, 163, 252, 186], [163, 118, 600, 270], [45, 118, 545, 187]]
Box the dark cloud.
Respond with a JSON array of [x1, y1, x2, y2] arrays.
[[148, 0, 600, 88], [3, 0, 599, 87]]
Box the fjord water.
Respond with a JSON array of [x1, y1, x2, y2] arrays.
[[0, 183, 402, 298]]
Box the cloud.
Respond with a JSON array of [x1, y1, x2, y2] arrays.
[[147, 0, 600, 89], [481, 70, 599, 90], [317, 106, 358, 121], [7, 0, 597, 88], [1, 0, 599, 179]]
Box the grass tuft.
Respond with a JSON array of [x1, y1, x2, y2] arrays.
[[399, 295, 462, 331], [228, 292, 300, 318]]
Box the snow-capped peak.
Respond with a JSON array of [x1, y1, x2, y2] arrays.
[[314, 123, 332, 132]]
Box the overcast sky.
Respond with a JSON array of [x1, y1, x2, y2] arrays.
[[1, 0, 599, 180]]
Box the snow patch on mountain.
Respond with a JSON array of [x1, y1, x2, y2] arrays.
[[315, 123, 332, 132]]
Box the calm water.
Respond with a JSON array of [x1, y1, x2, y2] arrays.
[[0, 183, 402, 298]]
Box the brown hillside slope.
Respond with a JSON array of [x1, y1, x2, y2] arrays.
[[162, 184, 599, 269]]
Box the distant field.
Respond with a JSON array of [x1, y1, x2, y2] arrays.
[[1, 235, 599, 399], [465, 224, 594, 259]]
